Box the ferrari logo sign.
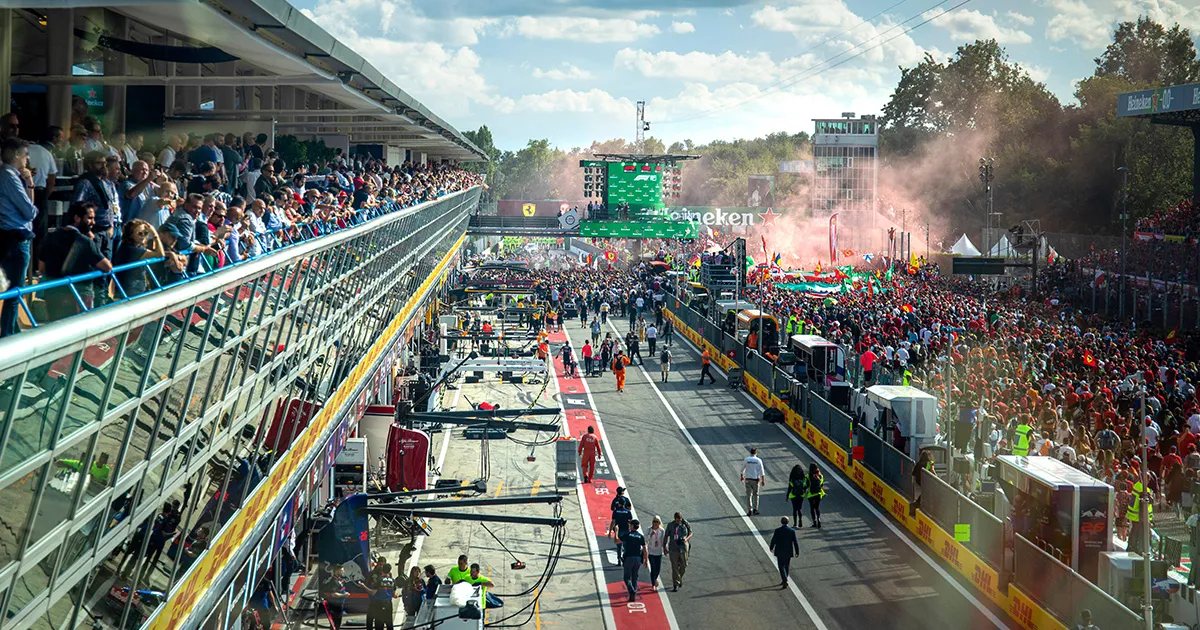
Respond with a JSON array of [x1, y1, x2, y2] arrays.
[[522, 203, 536, 217]]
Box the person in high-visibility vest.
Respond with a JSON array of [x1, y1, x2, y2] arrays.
[[796, 319, 805, 335], [786, 315, 798, 336], [787, 464, 808, 527], [806, 463, 826, 528], [612, 350, 631, 393], [902, 367, 913, 386], [1012, 419, 1034, 456], [698, 348, 716, 385], [1126, 480, 1153, 554]]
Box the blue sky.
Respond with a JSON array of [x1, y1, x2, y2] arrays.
[[295, 0, 1200, 151]]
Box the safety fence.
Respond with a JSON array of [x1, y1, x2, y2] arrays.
[[0, 194, 463, 331], [1014, 534, 1143, 629], [665, 301, 1144, 630]]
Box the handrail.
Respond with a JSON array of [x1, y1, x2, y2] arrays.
[[0, 186, 481, 367], [0, 196, 411, 309]]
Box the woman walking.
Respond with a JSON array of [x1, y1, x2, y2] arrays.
[[646, 516, 666, 589], [807, 463, 826, 528], [787, 465, 807, 528]]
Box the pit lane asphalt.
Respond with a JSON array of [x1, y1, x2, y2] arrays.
[[556, 320, 1011, 630]]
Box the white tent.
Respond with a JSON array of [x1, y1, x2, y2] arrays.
[[949, 234, 981, 257], [987, 234, 1015, 258]]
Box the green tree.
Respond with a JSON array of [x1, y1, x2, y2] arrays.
[[1095, 17, 1200, 86]]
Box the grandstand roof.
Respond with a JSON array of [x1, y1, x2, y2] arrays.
[[6, 0, 487, 161], [1116, 82, 1200, 125]]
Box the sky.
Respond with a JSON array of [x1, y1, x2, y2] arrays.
[[293, 0, 1200, 151]]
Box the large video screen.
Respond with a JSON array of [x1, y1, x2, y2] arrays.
[[607, 162, 665, 209]]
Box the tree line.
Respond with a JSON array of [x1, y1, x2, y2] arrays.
[[462, 18, 1198, 234]]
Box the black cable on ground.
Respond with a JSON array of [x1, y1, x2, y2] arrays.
[[484, 524, 567, 628]]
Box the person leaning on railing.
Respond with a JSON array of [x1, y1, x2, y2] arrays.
[[0, 137, 38, 337], [38, 201, 113, 320]]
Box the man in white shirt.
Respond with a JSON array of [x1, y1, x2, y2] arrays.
[[1145, 418, 1160, 448], [158, 135, 181, 169], [1189, 413, 1200, 435], [740, 447, 766, 516]]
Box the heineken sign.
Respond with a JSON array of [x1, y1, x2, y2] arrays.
[[579, 221, 699, 239], [665, 206, 782, 227], [1117, 82, 1200, 117]]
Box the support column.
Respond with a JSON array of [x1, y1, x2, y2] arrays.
[[1192, 125, 1199, 206], [214, 61, 236, 111], [278, 86, 295, 110], [0, 10, 12, 117], [177, 54, 200, 113], [161, 35, 176, 115], [46, 9, 74, 131], [107, 13, 128, 133], [259, 86, 275, 111]]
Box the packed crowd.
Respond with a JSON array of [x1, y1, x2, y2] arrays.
[[505, 236, 1200, 552], [0, 110, 482, 336], [1135, 198, 1200, 237]]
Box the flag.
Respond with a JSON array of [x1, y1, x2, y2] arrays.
[[884, 267, 894, 281], [1047, 245, 1059, 265], [814, 261, 822, 274], [688, 253, 700, 267], [863, 253, 874, 262], [1083, 351, 1097, 367], [1167, 328, 1179, 344], [604, 251, 616, 262], [772, 252, 782, 267], [829, 213, 839, 264], [901, 304, 914, 314], [585, 253, 593, 265], [908, 252, 919, 274], [1092, 270, 1106, 287]]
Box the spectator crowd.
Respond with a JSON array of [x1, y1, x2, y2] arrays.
[[0, 110, 482, 336]]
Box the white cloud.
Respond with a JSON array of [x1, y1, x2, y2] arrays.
[[531, 63, 594, 80], [503, 16, 661, 42], [751, 1, 935, 68], [923, 8, 1033, 44], [491, 89, 633, 115], [614, 48, 781, 83], [670, 21, 696, 34], [1042, 0, 1200, 50], [1022, 63, 1051, 84], [1006, 11, 1035, 26], [304, 0, 495, 46]]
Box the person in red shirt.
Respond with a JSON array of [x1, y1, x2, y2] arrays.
[[860, 347, 879, 384], [1162, 445, 1183, 480], [578, 426, 601, 483]]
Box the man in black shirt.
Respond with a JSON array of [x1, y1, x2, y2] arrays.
[[39, 201, 112, 320], [620, 519, 648, 601], [769, 516, 800, 588], [609, 496, 638, 564]]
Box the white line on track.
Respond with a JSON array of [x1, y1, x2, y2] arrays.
[[606, 319, 830, 630], [667, 326, 1010, 629], [555, 324, 681, 630]]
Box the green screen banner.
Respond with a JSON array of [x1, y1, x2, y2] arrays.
[[607, 162, 665, 209], [579, 220, 699, 239]]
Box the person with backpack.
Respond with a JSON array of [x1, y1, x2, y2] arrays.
[[660, 347, 672, 382], [613, 349, 631, 393], [787, 464, 807, 527], [807, 463, 826, 528]]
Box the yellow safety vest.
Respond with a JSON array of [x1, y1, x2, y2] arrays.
[[806, 475, 826, 499], [1127, 482, 1153, 523], [1012, 424, 1033, 456]]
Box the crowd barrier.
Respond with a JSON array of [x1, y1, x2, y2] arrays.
[[0, 196, 447, 330], [662, 300, 1145, 630]]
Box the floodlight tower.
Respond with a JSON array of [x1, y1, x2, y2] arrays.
[[636, 100, 649, 150]]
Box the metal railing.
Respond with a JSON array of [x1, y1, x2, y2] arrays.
[[0, 187, 481, 630], [1014, 534, 1143, 630], [0, 194, 459, 331]]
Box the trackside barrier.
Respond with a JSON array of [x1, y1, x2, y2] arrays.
[[661, 304, 1118, 630], [1013, 535, 1143, 630]]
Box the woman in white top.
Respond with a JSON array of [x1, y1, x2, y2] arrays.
[[646, 515, 666, 589]]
